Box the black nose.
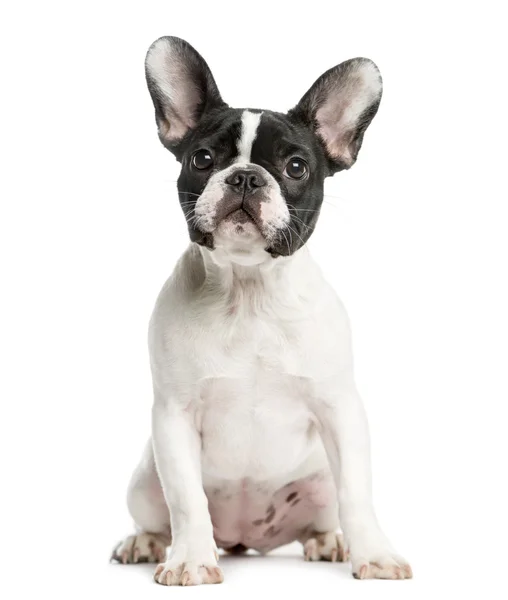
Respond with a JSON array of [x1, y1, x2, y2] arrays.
[[225, 169, 266, 193]]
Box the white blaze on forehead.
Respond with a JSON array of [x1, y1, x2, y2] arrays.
[[237, 110, 263, 162]]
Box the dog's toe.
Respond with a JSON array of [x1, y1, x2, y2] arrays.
[[111, 533, 168, 564], [303, 531, 348, 562]]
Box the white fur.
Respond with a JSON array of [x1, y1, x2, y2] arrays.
[[119, 236, 410, 583], [237, 110, 263, 162], [145, 38, 175, 106]]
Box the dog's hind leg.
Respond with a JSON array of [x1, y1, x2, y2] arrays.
[[299, 501, 349, 563], [111, 439, 171, 564]]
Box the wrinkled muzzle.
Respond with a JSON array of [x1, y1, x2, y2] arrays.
[[187, 163, 290, 255]]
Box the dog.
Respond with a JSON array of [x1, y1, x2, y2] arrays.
[[111, 36, 412, 585]]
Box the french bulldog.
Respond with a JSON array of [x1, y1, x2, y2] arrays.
[[112, 36, 411, 586]]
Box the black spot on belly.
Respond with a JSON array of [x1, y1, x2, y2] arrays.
[[265, 504, 276, 523], [286, 492, 298, 502], [252, 519, 264, 526], [264, 525, 282, 538]]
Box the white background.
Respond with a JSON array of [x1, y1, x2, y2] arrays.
[[1, 1, 507, 598]]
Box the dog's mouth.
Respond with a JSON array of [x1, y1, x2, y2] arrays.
[[216, 206, 265, 239], [189, 206, 263, 250], [222, 207, 257, 227], [187, 186, 292, 257]]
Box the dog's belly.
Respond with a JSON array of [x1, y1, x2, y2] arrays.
[[205, 471, 336, 552], [195, 373, 337, 552]]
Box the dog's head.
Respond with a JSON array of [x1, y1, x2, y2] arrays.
[[145, 37, 382, 265]]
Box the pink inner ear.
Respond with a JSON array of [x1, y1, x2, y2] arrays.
[[146, 40, 203, 142], [162, 72, 201, 142], [316, 102, 355, 166], [315, 65, 381, 166], [161, 59, 201, 140]]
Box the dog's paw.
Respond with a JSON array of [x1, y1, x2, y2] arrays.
[[111, 533, 168, 564], [154, 541, 223, 586], [351, 549, 412, 580], [303, 531, 349, 562], [154, 560, 223, 586]]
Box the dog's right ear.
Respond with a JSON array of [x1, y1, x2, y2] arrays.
[[145, 37, 226, 149]]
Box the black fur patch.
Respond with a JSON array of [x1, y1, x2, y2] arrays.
[[145, 37, 382, 256], [174, 108, 327, 255]]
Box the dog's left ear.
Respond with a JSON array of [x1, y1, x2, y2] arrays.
[[289, 58, 382, 171]]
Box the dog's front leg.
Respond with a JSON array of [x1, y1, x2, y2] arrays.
[[313, 377, 412, 580], [151, 397, 223, 586]]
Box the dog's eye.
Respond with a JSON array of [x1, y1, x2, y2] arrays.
[[192, 149, 214, 170], [284, 158, 308, 180]]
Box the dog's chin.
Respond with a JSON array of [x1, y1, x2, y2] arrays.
[[204, 209, 270, 266]]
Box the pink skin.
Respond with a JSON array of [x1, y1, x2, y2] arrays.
[[207, 471, 337, 553], [119, 456, 338, 556]]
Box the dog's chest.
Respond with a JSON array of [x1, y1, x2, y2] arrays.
[[191, 298, 319, 480], [195, 289, 311, 375]]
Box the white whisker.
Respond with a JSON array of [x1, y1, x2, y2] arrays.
[[287, 224, 306, 247]]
